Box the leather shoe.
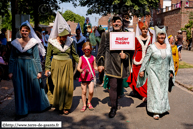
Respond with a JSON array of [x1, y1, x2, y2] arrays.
[[109, 108, 117, 118]]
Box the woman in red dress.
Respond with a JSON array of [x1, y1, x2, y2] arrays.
[[127, 21, 152, 102]]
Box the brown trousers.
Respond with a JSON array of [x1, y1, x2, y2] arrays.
[[109, 77, 123, 109]]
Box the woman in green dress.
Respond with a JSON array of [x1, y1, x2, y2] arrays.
[[45, 12, 79, 115], [9, 21, 49, 116]]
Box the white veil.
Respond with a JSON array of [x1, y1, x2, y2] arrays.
[[49, 12, 71, 39], [20, 20, 46, 56]]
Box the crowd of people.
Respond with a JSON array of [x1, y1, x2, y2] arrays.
[[1, 12, 184, 120]]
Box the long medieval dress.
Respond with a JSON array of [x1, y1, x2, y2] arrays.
[[171, 45, 179, 76], [45, 37, 79, 111], [9, 38, 50, 115], [127, 36, 152, 98], [137, 43, 175, 114]]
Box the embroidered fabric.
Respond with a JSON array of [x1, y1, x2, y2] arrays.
[[160, 49, 166, 59]]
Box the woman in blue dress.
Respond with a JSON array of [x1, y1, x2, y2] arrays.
[[8, 21, 50, 116], [72, 23, 86, 56]]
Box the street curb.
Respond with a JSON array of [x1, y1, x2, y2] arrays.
[[175, 80, 193, 92]]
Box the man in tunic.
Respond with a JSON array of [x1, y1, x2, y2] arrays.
[[97, 15, 132, 118]]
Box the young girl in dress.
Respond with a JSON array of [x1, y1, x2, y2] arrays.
[[77, 42, 98, 112]]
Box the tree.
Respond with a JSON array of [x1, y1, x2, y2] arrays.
[[0, 0, 10, 17], [62, 10, 85, 31], [181, 20, 193, 43], [16, 0, 60, 29], [60, 0, 159, 17], [1, 11, 12, 30]]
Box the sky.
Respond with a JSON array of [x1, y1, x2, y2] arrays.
[[59, 2, 101, 26]]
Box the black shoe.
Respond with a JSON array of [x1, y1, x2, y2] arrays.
[[109, 108, 117, 118]]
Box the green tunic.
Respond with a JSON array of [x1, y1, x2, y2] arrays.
[[45, 41, 79, 110]]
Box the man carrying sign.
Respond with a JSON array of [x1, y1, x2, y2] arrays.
[[97, 15, 132, 118]]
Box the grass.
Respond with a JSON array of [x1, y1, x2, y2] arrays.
[[179, 61, 193, 69]]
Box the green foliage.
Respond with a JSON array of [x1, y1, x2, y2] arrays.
[[1, 11, 12, 30], [189, 12, 193, 20], [17, 0, 60, 24], [62, 10, 85, 31], [0, 0, 10, 17], [60, 0, 159, 16], [181, 20, 193, 41]]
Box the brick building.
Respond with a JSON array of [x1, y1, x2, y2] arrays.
[[153, 0, 193, 49], [67, 21, 78, 35]]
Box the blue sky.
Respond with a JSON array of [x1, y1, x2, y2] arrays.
[[59, 2, 101, 26]]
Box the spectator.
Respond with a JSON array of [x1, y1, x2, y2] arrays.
[[42, 31, 48, 51], [0, 28, 7, 57], [176, 30, 183, 61]]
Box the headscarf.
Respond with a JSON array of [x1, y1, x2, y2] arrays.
[[72, 23, 86, 44], [76, 23, 83, 36], [85, 17, 90, 24], [168, 35, 173, 39], [20, 20, 46, 56]]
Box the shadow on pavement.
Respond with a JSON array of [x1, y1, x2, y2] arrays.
[[70, 96, 81, 113], [119, 97, 134, 107], [64, 113, 128, 129], [182, 123, 193, 129], [136, 102, 147, 108]]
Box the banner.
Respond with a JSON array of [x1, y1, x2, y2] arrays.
[[110, 32, 135, 50]]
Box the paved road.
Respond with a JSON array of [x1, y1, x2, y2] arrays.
[[181, 50, 193, 65], [0, 80, 193, 129], [176, 50, 193, 89], [0, 50, 193, 129]]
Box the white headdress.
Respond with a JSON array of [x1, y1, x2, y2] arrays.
[[20, 20, 46, 56], [152, 26, 169, 44], [49, 12, 71, 39], [48, 12, 73, 52]]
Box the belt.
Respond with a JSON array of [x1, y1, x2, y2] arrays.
[[18, 56, 33, 59], [53, 55, 71, 60]]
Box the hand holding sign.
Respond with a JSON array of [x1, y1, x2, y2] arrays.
[[110, 32, 135, 50], [119, 50, 126, 59]]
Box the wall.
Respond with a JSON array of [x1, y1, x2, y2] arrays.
[[156, 8, 181, 37]]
